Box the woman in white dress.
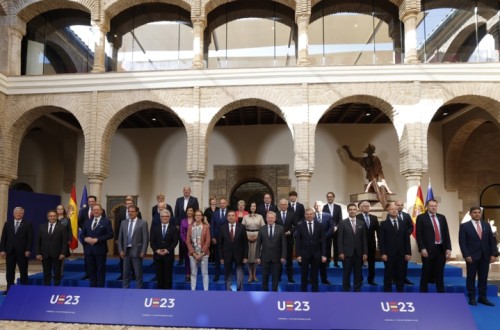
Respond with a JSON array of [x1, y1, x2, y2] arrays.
[[242, 202, 265, 283]]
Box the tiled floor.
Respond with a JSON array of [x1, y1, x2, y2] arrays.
[[0, 258, 498, 330]]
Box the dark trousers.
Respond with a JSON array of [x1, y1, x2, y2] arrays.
[[420, 244, 446, 293], [85, 253, 107, 287], [262, 261, 281, 291], [367, 246, 376, 282], [319, 237, 332, 281], [213, 243, 221, 278], [466, 256, 490, 298], [6, 253, 29, 290], [181, 241, 191, 275], [383, 255, 405, 292], [285, 237, 294, 280], [300, 257, 320, 292], [155, 255, 175, 289], [332, 232, 339, 265], [42, 256, 62, 286], [342, 253, 363, 292]]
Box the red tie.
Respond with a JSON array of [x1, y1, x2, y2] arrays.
[[431, 214, 441, 243], [475, 221, 482, 239]]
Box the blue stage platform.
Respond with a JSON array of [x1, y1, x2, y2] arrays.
[[21, 258, 499, 296]]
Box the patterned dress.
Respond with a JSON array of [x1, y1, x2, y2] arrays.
[[242, 213, 265, 262]]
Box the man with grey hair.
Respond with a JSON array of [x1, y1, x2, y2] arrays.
[[0, 207, 34, 294]]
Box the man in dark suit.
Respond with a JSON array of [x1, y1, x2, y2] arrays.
[[81, 204, 113, 288], [295, 208, 327, 292], [118, 205, 149, 289], [395, 200, 415, 285], [357, 200, 379, 285], [256, 211, 286, 291], [0, 207, 34, 294], [276, 198, 298, 283], [35, 210, 68, 286], [219, 210, 248, 291], [416, 199, 452, 293], [288, 191, 305, 223], [257, 193, 279, 220], [314, 200, 334, 284], [114, 196, 142, 280], [151, 193, 174, 219], [459, 206, 498, 306], [379, 203, 411, 292], [338, 203, 367, 292], [210, 197, 229, 282], [323, 191, 343, 267], [78, 195, 106, 280], [150, 210, 179, 289], [174, 186, 199, 266]]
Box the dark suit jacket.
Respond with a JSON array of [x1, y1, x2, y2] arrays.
[[357, 213, 379, 249], [276, 210, 298, 236], [36, 222, 68, 258], [323, 203, 342, 228], [81, 217, 113, 255], [255, 224, 287, 262], [379, 217, 411, 257], [416, 213, 452, 254], [337, 218, 368, 257], [399, 211, 414, 237], [315, 212, 334, 238], [288, 202, 305, 223], [114, 206, 143, 240], [150, 222, 179, 260], [78, 206, 106, 229], [174, 196, 199, 224], [152, 204, 174, 219], [219, 223, 248, 263], [295, 220, 326, 259], [459, 220, 498, 261], [117, 218, 149, 257], [0, 219, 34, 255], [210, 208, 228, 240], [257, 203, 279, 221]]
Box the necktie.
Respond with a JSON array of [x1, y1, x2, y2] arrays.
[[14, 221, 20, 233], [317, 213, 322, 223], [393, 219, 398, 230], [49, 223, 54, 235], [351, 220, 356, 234], [475, 221, 482, 239], [230, 224, 234, 240], [265, 204, 269, 211], [365, 214, 370, 228], [292, 203, 296, 211], [431, 214, 441, 243], [308, 222, 313, 236], [398, 212, 403, 222], [269, 225, 273, 238], [127, 220, 134, 245], [221, 209, 225, 219], [162, 224, 167, 238], [282, 212, 286, 221], [92, 219, 98, 230], [330, 204, 333, 215]]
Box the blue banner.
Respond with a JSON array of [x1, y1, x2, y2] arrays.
[[0, 286, 476, 329]]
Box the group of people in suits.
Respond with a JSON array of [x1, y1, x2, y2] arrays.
[[0, 188, 497, 306]]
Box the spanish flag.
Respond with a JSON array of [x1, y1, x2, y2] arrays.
[[68, 184, 78, 249], [411, 184, 424, 238]]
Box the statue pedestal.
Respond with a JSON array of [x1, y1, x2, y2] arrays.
[[349, 192, 395, 220]]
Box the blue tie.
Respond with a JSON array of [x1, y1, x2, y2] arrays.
[[127, 221, 134, 246]]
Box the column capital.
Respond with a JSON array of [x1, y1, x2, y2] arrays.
[[399, 0, 421, 22], [187, 170, 206, 181], [400, 169, 423, 180], [87, 173, 107, 183], [294, 169, 314, 178]]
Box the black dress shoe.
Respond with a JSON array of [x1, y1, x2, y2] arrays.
[[81, 274, 89, 280], [321, 280, 332, 285], [468, 297, 477, 306], [368, 281, 378, 286], [404, 279, 414, 285], [478, 297, 495, 306], [213, 276, 219, 282]]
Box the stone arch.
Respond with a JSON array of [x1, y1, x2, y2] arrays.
[[98, 100, 187, 177], [442, 21, 487, 62], [104, 0, 192, 21], [204, 0, 296, 17], [3, 104, 86, 179], [423, 0, 499, 18], [13, 0, 93, 23], [205, 98, 291, 137], [439, 92, 500, 125]]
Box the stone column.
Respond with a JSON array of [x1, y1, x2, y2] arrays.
[[192, 18, 206, 69], [87, 174, 106, 204], [295, 170, 313, 209], [400, 9, 420, 63], [0, 23, 25, 76], [0, 175, 13, 234], [91, 21, 108, 73], [296, 13, 310, 66], [188, 171, 206, 207]]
